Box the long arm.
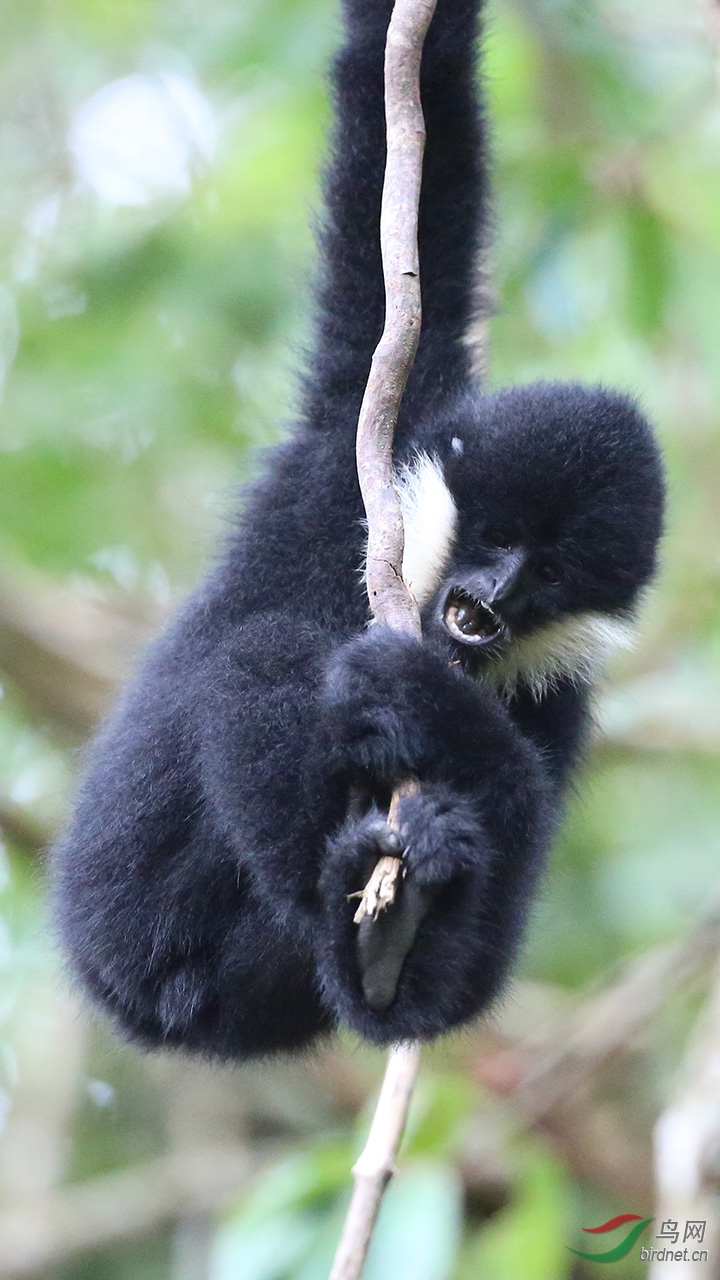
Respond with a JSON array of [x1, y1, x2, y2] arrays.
[[305, 0, 488, 423]]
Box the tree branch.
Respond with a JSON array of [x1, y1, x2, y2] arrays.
[[329, 1043, 422, 1280], [329, 2, 437, 1277], [355, 0, 431, 638], [351, 0, 436, 929]]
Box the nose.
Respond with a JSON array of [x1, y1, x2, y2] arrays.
[[479, 548, 527, 604]]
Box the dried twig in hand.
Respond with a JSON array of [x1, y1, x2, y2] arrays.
[[352, 781, 418, 927]]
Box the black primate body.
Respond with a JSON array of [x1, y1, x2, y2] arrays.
[[52, 0, 664, 1055]]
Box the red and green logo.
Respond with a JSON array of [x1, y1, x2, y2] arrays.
[[568, 1214, 654, 1263]]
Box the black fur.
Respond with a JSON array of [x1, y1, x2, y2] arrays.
[[51, 0, 664, 1055]]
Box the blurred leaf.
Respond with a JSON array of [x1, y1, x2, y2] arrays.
[[225, 1142, 352, 1222], [624, 201, 672, 335], [211, 1208, 317, 1280], [403, 1071, 476, 1159], [455, 1147, 572, 1280], [362, 1162, 464, 1280]]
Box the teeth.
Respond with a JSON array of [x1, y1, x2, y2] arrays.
[[443, 591, 502, 646]]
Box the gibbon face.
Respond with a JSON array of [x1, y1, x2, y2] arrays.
[[396, 381, 665, 695]]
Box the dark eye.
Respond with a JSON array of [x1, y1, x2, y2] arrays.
[[485, 526, 513, 549], [537, 564, 560, 585]]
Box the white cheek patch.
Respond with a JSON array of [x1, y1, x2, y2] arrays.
[[393, 452, 458, 608], [486, 612, 636, 700]]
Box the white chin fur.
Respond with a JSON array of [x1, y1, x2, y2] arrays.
[[485, 612, 636, 700], [394, 452, 457, 607]]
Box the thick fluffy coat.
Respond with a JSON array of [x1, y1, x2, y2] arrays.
[[52, 0, 664, 1055]]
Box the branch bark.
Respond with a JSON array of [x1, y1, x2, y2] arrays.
[[351, 0, 435, 925], [352, 0, 438, 928], [355, 0, 431, 639], [329, 2, 437, 1278]]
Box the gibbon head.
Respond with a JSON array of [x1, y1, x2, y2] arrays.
[[396, 382, 665, 695]]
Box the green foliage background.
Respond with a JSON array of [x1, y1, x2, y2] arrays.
[[1, 0, 719, 1276]]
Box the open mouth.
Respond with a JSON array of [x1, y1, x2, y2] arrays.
[[442, 588, 506, 647]]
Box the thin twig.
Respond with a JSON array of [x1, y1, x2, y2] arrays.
[[329, 1043, 422, 1280], [352, 0, 438, 922], [355, 0, 431, 638], [352, 783, 419, 925], [352, 0, 436, 913], [329, 2, 437, 1278]]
